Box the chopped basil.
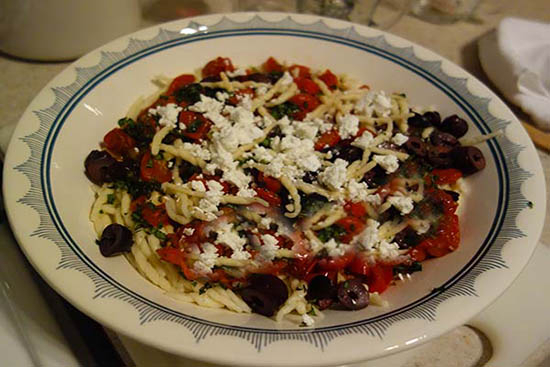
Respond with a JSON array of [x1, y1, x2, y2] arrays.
[[269, 101, 299, 120], [316, 224, 345, 243], [299, 193, 328, 218], [112, 178, 161, 198], [118, 117, 154, 145], [106, 194, 115, 204], [259, 137, 272, 148], [393, 261, 422, 276]]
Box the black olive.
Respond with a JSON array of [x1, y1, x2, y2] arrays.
[[329, 144, 363, 163], [110, 159, 139, 181], [248, 273, 288, 308], [239, 287, 279, 317], [444, 190, 460, 201], [362, 165, 388, 187], [236, 72, 271, 84], [393, 227, 421, 249], [441, 115, 469, 138], [267, 71, 283, 84], [403, 136, 427, 157], [337, 278, 369, 310], [451, 146, 486, 175], [306, 275, 337, 303], [179, 160, 201, 182], [302, 171, 318, 184], [423, 111, 441, 126], [407, 112, 430, 128], [200, 75, 221, 82], [427, 146, 453, 168], [430, 130, 459, 148], [84, 150, 118, 185], [99, 223, 134, 257]]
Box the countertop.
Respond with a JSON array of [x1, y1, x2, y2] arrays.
[[0, 0, 549, 366]]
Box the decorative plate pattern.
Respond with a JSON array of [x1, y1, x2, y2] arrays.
[[3, 13, 545, 366]]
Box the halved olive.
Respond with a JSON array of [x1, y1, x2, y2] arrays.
[[239, 287, 280, 317], [430, 130, 459, 148], [84, 150, 118, 185], [99, 223, 133, 257], [451, 146, 486, 175], [441, 115, 468, 138], [248, 273, 288, 308], [306, 275, 337, 307], [404, 136, 427, 157], [337, 278, 369, 310]]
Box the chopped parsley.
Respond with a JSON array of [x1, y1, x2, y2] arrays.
[[259, 137, 272, 148], [111, 179, 161, 199], [269, 101, 299, 120], [527, 201, 534, 209], [118, 117, 154, 145], [317, 224, 345, 243], [106, 194, 115, 204], [393, 261, 422, 276]]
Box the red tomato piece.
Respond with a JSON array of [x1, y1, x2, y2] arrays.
[[294, 77, 320, 95], [344, 201, 367, 218], [336, 216, 366, 244], [288, 93, 320, 120], [315, 129, 341, 151], [319, 69, 338, 89], [227, 88, 255, 105], [432, 168, 463, 185], [255, 187, 281, 206], [178, 111, 212, 141], [257, 171, 282, 193], [170, 221, 207, 248], [140, 150, 172, 183], [348, 254, 372, 277], [141, 203, 170, 228], [166, 74, 196, 95], [367, 264, 393, 293], [130, 196, 147, 212], [157, 247, 197, 280], [288, 64, 311, 78], [254, 260, 288, 276], [409, 246, 427, 262], [316, 252, 355, 272], [202, 57, 235, 78], [103, 128, 136, 157], [262, 57, 283, 73], [288, 254, 317, 279]]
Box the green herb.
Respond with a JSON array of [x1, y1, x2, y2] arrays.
[[174, 83, 203, 104], [393, 261, 422, 276], [343, 281, 349, 289], [259, 137, 272, 148], [269, 101, 299, 120], [527, 201, 534, 209], [149, 227, 167, 241], [199, 282, 212, 295], [118, 117, 154, 144], [316, 225, 345, 243], [106, 194, 115, 204], [191, 281, 198, 287], [112, 179, 162, 198], [186, 119, 203, 133], [307, 308, 317, 316]]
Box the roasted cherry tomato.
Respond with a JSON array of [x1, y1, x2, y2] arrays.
[[255, 187, 281, 206], [294, 77, 320, 95], [103, 128, 136, 157], [288, 64, 311, 78], [319, 69, 338, 89], [348, 254, 372, 276], [202, 57, 235, 78], [166, 74, 196, 95], [344, 201, 367, 218], [288, 254, 317, 279], [315, 129, 341, 151], [316, 252, 354, 272], [262, 56, 283, 73], [178, 111, 212, 141], [227, 87, 255, 105], [432, 168, 463, 185], [257, 171, 282, 193], [335, 216, 366, 244], [140, 150, 172, 183], [157, 247, 197, 280], [288, 93, 320, 120], [141, 203, 171, 228], [367, 264, 393, 294]]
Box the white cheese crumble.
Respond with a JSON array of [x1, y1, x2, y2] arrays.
[[259, 217, 272, 229], [215, 91, 229, 102], [193, 242, 218, 274], [183, 228, 195, 236], [302, 313, 315, 326], [191, 180, 206, 192], [353, 219, 401, 260], [182, 142, 212, 161], [215, 223, 251, 260], [260, 234, 280, 261], [279, 71, 294, 86], [365, 193, 382, 206], [319, 159, 348, 191], [148, 103, 182, 128], [351, 130, 374, 150], [196, 180, 224, 221], [225, 68, 247, 77], [336, 113, 359, 139], [347, 180, 370, 202], [391, 133, 409, 146], [323, 238, 346, 257], [387, 194, 414, 215], [373, 154, 399, 173]]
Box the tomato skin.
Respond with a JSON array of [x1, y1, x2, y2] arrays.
[[432, 168, 462, 185], [227, 87, 255, 105], [288, 64, 311, 78], [316, 252, 355, 272], [262, 56, 283, 73], [255, 187, 281, 206], [140, 150, 172, 183], [315, 129, 341, 151], [103, 128, 136, 157], [348, 254, 372, 276], [257, 171, 282, 193], [319, 69, 338, 89], [254, 260, 288, 276], [157, 247, 198, 280], [367, 264, 393, 293], [166, 74, 195, 95], [336, 216, 366, 243], [170, 221, 207, 249], [289, 93, 320, 120], [201, 57, 235, 78], [288, 254, 317, 279], [294, 77, 320, 95], [178, 111, 212, 141], [344, 201, 367, 218], [409, 246, 427, 262], [141, 204, 170, 227]]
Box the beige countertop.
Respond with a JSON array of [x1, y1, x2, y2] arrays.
[[0, 0, 548, 366]]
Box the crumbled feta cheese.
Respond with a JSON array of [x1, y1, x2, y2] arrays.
[[336, 113, 359, 139], [215, 223, 251, 260], [255, 85, 269, 96], [365, 193, 382, 206], [237, 187, 256, 198], [216, 91, 229, 102], [324, 238, 346, 257], [354, 91, 393, 117], [148, 103, 182, 128], [250, 146, 276, 163], [191, 180, 206, 192], [260, 234, 280, 261], [183, 228, 195, 236], [373, 154, 399, 173], [196, 180, 224, 220], [295, 122, 319, 140], [377, 240, 400, 259], [391, 133, 409, 146], [319, 158, 348, 191], [347, 180, 369, 202], [352, 130, 374, 150], [279, 71, 294, 86], [302, 313, 315, 326], [354, 219, 380, 251], [387, 195, 414, 215], [259, 217, 272, 229], [182, 142, 212, 161], [193, 242, 218, 274], [189, 95, 228, 128]]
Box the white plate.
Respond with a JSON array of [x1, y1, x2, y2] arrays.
[[3, 12, 546, 367]]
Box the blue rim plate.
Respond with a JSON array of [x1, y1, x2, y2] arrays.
[[3, 12, 546, 366]]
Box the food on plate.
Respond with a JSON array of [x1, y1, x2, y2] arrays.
[[85, 56, 488, 324]]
